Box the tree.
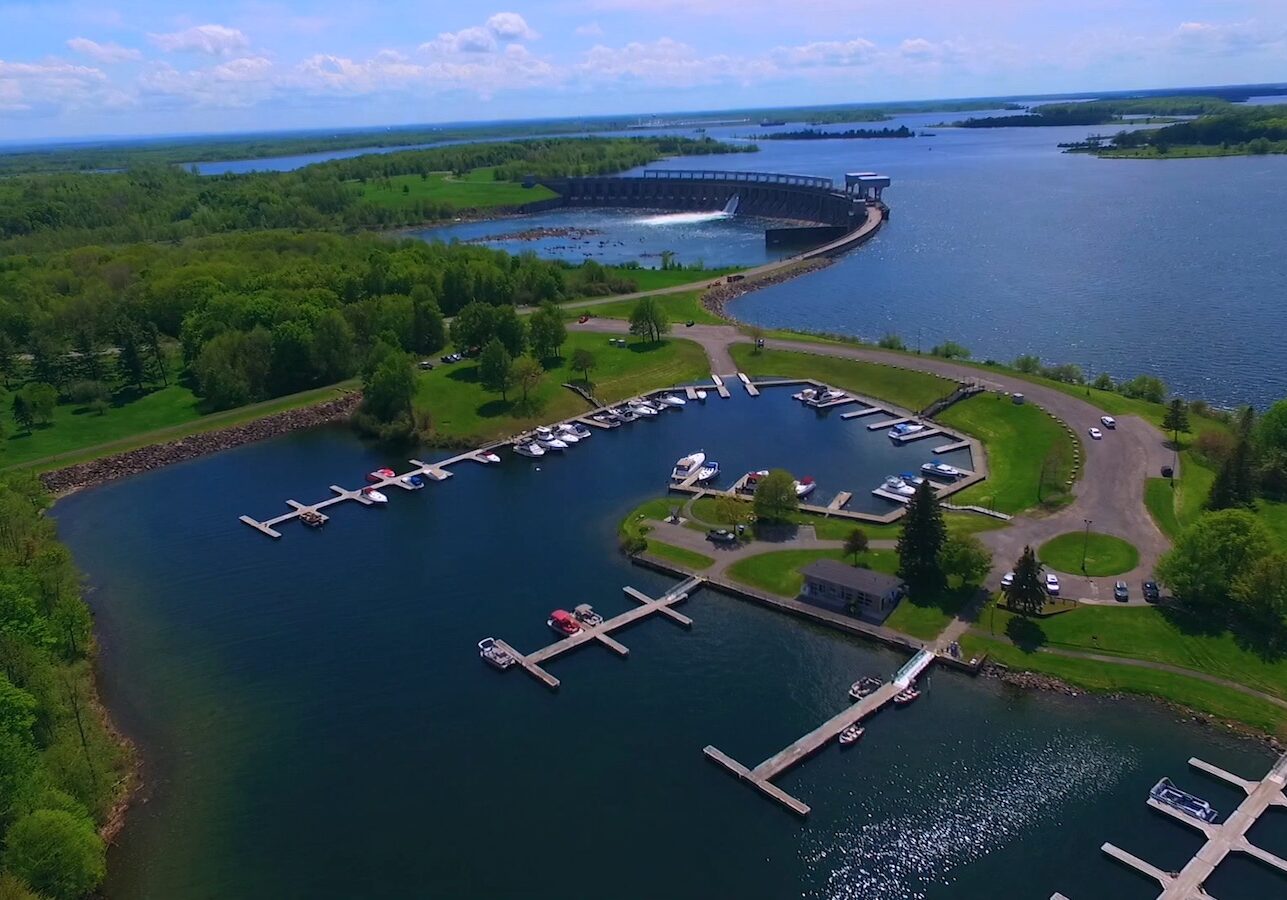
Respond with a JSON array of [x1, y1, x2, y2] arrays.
[[940, 533, 991, 586], [1013, 354, 1040, 373], [11, 393, 33, 434], [714, 494, 750, 531], [877, 333, 905, 351], [1207, 407, 1258, 510], [67, 381, 109, 409], [752, 469, 798, 523], [1005, 546, 1046, 616], [311, 309, 356, 383], [570, 347, 596, 384], [115, 326, 145, 390], [843, 528, 869, 564], [930, 341, 971, 359], [409, 287, 446, 354], [628, 296, 669, 343], [1258, 398, 1287, 454], [0, 332, 16, 389], [449, 301, 497, 351], [1092, 372, 1116, 392], [361, 346, 414, 423], [493, 305, 528, 358], [3, 808, 106, 900], [1119, 374, 1167, 404], [142, 321, 169, 386], [478, 339, 514, 401], [897, 480, 947, 592], [71, 329, 103, 383], [528, 302, 567, 360], [511, 355, 544, 405], [1231, 553, 1287, 634], [746, 325, 766, 353], [1156, 508, 1271, 610], [21, 383, 57, 426], [1162, 398, 1191, 448]]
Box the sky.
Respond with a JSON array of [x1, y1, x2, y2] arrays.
[[1, 0, 1285, 142]]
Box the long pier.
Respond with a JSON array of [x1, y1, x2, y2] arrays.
[[489, 577, 702, 691], [705, 648, 935, 816], [1053, 751, 1287, 900]]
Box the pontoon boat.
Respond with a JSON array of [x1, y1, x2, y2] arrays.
[[478, 637, 516, 670]]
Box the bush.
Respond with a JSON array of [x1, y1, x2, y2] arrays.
[[1119, 374, 1167, 404], [65, 381, 109, 407], [878, 334, 905, 350], [3, 809, 105, 900], [1193, 430, 1235, 466], [930, 341, 971, 360]]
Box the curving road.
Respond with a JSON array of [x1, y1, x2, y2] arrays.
[[573, 319, 1174, 602]]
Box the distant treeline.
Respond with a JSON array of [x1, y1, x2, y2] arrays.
[[954, 96, 1236, 128], [760, 126, 914, 141], [0, 137, 752, 250], [1105, 108, 1287, 152]]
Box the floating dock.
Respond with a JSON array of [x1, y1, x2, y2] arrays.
[[841, 406, 884, 419], [487, 577, 702, 691], [868, 416, 912, 431], [737, 373, 760, 397], [827, 491, 852, 511], [932, 439, 971, 454], [705, 649, 935, 816], [890, 426, 943, 444], [1053, 751, 1287, 900], [711, 374, 731, 399]]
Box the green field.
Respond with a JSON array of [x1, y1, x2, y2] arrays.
[[358, 168, 555, 210], [601, 267, 742, 293], [647, 540, 715, 570], [938, 394, 1077, 513], [578, 291, 725, 325], [729, 345, 956, 412], [1038, 531, 1139, 576], [961, 633, 1287, 738], [727, 548, 895, 597], [414, 333, 710, 444]]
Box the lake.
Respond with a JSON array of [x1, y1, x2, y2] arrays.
[[55, 389, 1282, 899]]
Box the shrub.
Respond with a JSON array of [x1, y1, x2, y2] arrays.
[[3, 809, 105, 900]]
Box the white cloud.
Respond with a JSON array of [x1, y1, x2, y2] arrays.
[[148, 24, 250, 56], [771, 38, 877, 69], [1168, 20, 1286, 55], [575, 23, 604, 38], [66, 37, 142, 63], [575, 37, 768, 87], [421, 12, 541, 57], [0, 58, 114, 114], [486, 12, 539, 41]]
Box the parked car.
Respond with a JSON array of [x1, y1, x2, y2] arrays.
[[1045, 573, 1060, 596], [417, 359, 434, 370], [1088, 427, 1103, 440], [1142, 580, 1161, 603], [1001, 571, 1015, 589], [706, 529, 737, 545], [1114, 581, 1129, 602], [685, 320, 695, 327], [577, 314, 590, 323], [1100, 415, 1117, 429]]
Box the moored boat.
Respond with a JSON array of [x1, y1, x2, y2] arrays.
[[1150, 778, 1219, 823], [889, 421, 927, 439], [658, 393, 686, 407], [696, 460, 720, 482], [554, 424, 581, 444], [569, 422, 593, 439], [548, 609, 581, 636], [881, 475, 917, 497], [361, 487, 389, 504], [838, 725, 864, 746], [400, 474, 426, 489], [367, 467, 396, 483], [616, 406, 640, 422], [479, 452, 502, 464], [893, 687, 920, 706], [921, 461, 962, 479], [672, 451, 707, 481], [628, 401, 658, 417], [514, 441, 545, 458], [695, 389, 708, 401], [794, 476, 817, 498], [739, 469, 769, 493], [299, 509, 326, 528], [478, 637, 516, 670], [848, 676, 882, 701], [573, 603, 604, 627]]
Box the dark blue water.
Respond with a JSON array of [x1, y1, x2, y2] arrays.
[[186, 141, 450, 174], [55, 391, 1281, 899]]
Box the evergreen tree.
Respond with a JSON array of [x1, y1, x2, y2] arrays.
[[896, 480, 947, 592], [142, 322, 169, 386], [1162, 398, 1191, 447], [12, 393, 34, 434], [115, 327, 145, 391], [1006, 546, 1047, 616], [1208, 407, 1258, 510]]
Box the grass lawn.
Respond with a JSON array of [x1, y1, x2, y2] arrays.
[[729, 345, 955, 413], [601, 267, 742, 293], [726, 548, 896, 597], [577, 291, 724, 325], [1038, 531, 1139, 576], [960, 633, 1287, 739], [646, 541, 715, 570], [1257, 499, 1287, 545], [2, 379, 357, 473], [938, 394, 1077, 514], [687, 495, 1004, 541], [358, 168, 554, 210], [885, 586, 974, 640], [414, 332, 710, 444], [978, 601, 1287, 701]]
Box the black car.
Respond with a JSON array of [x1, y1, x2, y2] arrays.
[[685, 320, 695, 327], [1142, 581, 1161, 603], [706, 529, 737, 545], [440, 354, 455, 364], [1113, 581, 1129, 602]]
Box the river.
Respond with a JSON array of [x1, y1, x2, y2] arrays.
[[55, 390, 1283, 899]]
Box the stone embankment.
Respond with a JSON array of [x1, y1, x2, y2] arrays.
[[41, 393, 362, 495], [701, 258, 833, 319]]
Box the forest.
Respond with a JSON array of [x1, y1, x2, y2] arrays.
[[952, 96, 1237, 128], [1101, 108, 1287, 154], [0, 136, 753, 251]]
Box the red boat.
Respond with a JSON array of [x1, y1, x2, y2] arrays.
[[367, 467, 396, 483], [547, 609, 581, 636]]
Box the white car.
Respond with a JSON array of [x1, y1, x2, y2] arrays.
[[1100, 416, 1116, 429], [1045, 573, 1060, 596], [1088, 427, 1103, 440], [1001, 571, 1015, 589]]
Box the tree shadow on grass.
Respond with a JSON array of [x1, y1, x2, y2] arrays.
[[1005, 616, 1048, 653], [751, 522, 800, 544], [446, 366, 481, 385], [1157, 601, 1229, 639], [1229, 620, 1287, 663], [627, 340, 668, 355], [476, 399, 515, 419]]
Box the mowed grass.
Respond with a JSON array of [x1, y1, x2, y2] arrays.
[[960, 633, 1287, 740], [727, 548, 896, 597], [603, 267, 742, 293], [358, 167, 555, 210], [980, 602, 1287, 701], [646, 540, 715, 570], [577, 291, 724, 325], [729, 345, 955, 413], [937, 394, 1077, 514], [414, 332, 710, 444], [686, 495, 1004, 541], [1038, 531, 1139, 576]]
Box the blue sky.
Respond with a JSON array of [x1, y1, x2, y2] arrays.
[[1, 0, 1285, 141]]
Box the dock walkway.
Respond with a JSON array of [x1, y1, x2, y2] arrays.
[[705, 649, 934, 816], [736, 373, 760, 397], [490, 577, 703, 691]]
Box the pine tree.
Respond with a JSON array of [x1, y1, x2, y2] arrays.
[[116, 327, 145, 390], [1162, 398, 1190, 448], [1209, 407, 1258, 510], [896, 480, 947, 593], [1006, 546, 1046, 616]]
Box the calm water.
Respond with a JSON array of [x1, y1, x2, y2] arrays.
[[56, 391, 1282, 899]]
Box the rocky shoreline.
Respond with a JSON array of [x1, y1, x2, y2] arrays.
[[41, 393, 362, 496], [701, 258, 833, 319]]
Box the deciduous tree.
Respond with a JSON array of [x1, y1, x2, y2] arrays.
[[3, 808, 106, 900], [843, 528, 869, 564], [1157, 508, 1271, 609], [940, 533, 991, 586], [570, 347, 596, 384], [527, 302, 567, 360], [511, 355, 544, 405], [752, 469, 798, 523], [478, 339, 514, 401], [628, 296, 669, 343]]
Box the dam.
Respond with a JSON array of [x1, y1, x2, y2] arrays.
[[528, 169, 891, 249]]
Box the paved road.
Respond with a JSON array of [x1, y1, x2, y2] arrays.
[[576, 320, 1173, 603]]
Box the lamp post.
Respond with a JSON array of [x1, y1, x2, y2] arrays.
[[1081, 518, 1092, 574]]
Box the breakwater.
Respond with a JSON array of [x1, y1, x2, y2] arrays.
[[41, 394, 361, 496], [702, 259, 833, 318]]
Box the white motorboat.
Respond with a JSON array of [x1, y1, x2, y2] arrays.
[[400, 474, 426, 489], [573, 603, 604, 627], [479, 452, 502, 464], [629, 401, 659, 417], [640, 398, 667, 412], [796, 387, 818, 402], [361, 487, 389, 504], [554, 424, 581, 444], [921, 461, 962, 479], [838, 725, 864, 746], [658, 393, 686, 407], [695, 390, 708, 401], [889, 422, 927, 439], [535, 426, 556, 440], [569, 422, 593, 439], [478, 637, 516, 670], [615, 406, 639, 422], [538, 435, 569, 451], [900, 472, 928, 487], [816, 389, 846, 404], [672, 451, 707, 481], [514, 441, 545, 458], [794, 476, 817, 498], [695, 460, 720, 482], [739, 469, 769, 493], [882, 475, 917, 497]]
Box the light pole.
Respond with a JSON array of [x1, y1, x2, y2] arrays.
[[1081, 518, 1092, 574]]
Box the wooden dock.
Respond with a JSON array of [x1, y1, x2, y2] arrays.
[[1055, 751, 1287, 900], [932, 439, 971, 454], [711, 374, 731, 399], [685, 386, 698, 400], [737, 373, 760, 397], [487, 577, 702, 691], [868, 416, 911, 431], [827, 491, 852, 511], [705, 649, 935, 816], [840, 407, 884, 419], [891, 427, 943, 444]]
